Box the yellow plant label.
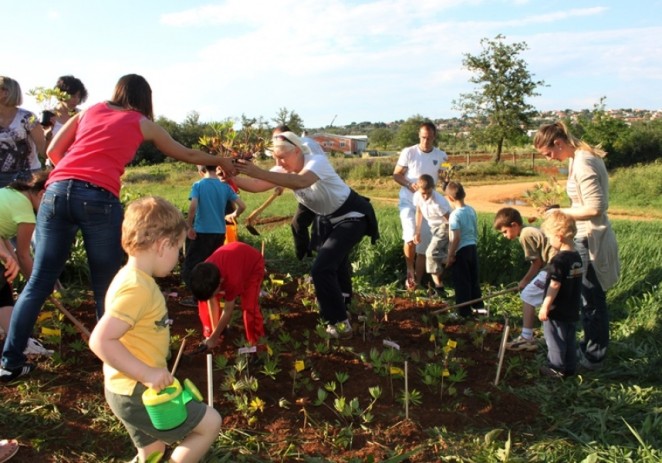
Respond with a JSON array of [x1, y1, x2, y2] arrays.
[[38, 311, 54, 322], [390, 366, 404, 376], [295, 360, 305, 372], [447, 339, 457, 348], [41, 327, 61, 337], [442, 369, 450, 377]]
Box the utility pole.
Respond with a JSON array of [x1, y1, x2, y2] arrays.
[[329, 115, 337, 127]]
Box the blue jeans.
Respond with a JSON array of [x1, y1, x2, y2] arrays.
[[543, 319, 577, 375], [2, 180, 123, 369], [575, 238, 609, 364]]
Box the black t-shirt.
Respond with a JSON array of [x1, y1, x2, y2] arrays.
[[544, 250, 583, 322]]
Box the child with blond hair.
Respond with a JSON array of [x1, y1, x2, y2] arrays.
[[538, 210, 583, 379], [90, 196, 222, 463]]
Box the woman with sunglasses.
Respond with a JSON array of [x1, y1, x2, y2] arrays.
[[233, 131, 378, 339]]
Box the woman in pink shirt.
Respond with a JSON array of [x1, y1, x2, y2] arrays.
[[1, 74, 235, 382]]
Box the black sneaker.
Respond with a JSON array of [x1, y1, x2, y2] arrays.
[[434, 287, 447, 298], [0, 363, 35, 382], [179, 296, 198, 308]]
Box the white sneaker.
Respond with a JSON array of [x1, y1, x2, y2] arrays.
[[326, 320, 352, 339], [23, 338, 54, 356]]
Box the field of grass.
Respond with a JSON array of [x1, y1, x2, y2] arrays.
[[2, 158, 661, 461]]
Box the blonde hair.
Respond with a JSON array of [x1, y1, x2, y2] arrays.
[[0, 76, 23, 106], [122, 196, 186, 254], [533, 121, 606, 158], [541, 210, 577, 241]]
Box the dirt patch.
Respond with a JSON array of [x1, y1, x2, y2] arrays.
[[2, 274, 539, 462], [372, 180, 654, 221]]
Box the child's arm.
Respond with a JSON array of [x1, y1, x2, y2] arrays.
[[414, 205, 423, 245], [538, 280, 560, 321], [187, 198, 198, 240], [90, 315, 174, 392], [225, 197, 246, 223], [205, 298, 236, 347], [0, 240, 19, 283], [447, 228, 461, 267], [519, 257, 543, 290]]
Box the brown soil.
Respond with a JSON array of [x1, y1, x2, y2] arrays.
[[1, 274, 539, 462]]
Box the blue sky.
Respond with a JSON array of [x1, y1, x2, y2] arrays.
[[6, 0, 662, 128]]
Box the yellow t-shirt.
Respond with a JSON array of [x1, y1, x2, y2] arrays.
[[103, 265, 171, 395]]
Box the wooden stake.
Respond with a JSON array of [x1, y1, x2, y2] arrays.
[[49, 296, 91, 341], [494, 324, 510, 386], [404, 361, 409, 420], [207, 353, 213, 407], [170, 338, 187, 376]]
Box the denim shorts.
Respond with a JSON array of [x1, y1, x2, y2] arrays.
[[520, 270, 548, 307]]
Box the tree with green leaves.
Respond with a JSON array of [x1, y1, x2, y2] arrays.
[[369, 127, 394, 149], [272, 107, 304, 135], [573, 97, 630, 167], [395, 115, 436, 149], [453, 34, 545, 162]]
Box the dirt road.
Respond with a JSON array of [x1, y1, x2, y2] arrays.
[[371, 180, 651, 221], [370, 181, 542, 218]]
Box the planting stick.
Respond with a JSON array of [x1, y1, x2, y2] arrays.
[[261, 240, 265, 257], [494, 324, 510, 386], [404, 361, 409, 420], [48, 296, 91, 341], [431, 286, 518, 315], [170, 338, 186, 376], [207, 353, 213, 407]]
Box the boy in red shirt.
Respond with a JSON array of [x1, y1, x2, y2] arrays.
[[190, 241, 265, 348]]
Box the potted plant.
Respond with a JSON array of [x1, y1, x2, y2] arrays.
[[27, 86, 71, 127]]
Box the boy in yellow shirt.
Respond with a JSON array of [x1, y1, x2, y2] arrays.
[[90, 197, 222, 463]]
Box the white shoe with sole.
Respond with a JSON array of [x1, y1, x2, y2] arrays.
[[23, 338, 54, 356]]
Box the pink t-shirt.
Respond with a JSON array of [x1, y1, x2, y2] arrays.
[[47, 102, 144, 197]]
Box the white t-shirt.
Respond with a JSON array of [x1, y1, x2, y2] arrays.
[[413, 190, 452, 227], [396, 145, 448, 203], [271, 154, 350, 215]]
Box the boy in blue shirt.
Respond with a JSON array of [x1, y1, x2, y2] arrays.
[[446, 181, 483, 318], [180, 165, 245, 306]]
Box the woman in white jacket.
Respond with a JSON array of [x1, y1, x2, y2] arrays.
[[534, 121, 620, 370]]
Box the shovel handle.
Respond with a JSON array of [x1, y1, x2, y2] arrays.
[[431, 286, 518, 315], [49, 296, 91, 341], [246, 189, 282, 225]]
